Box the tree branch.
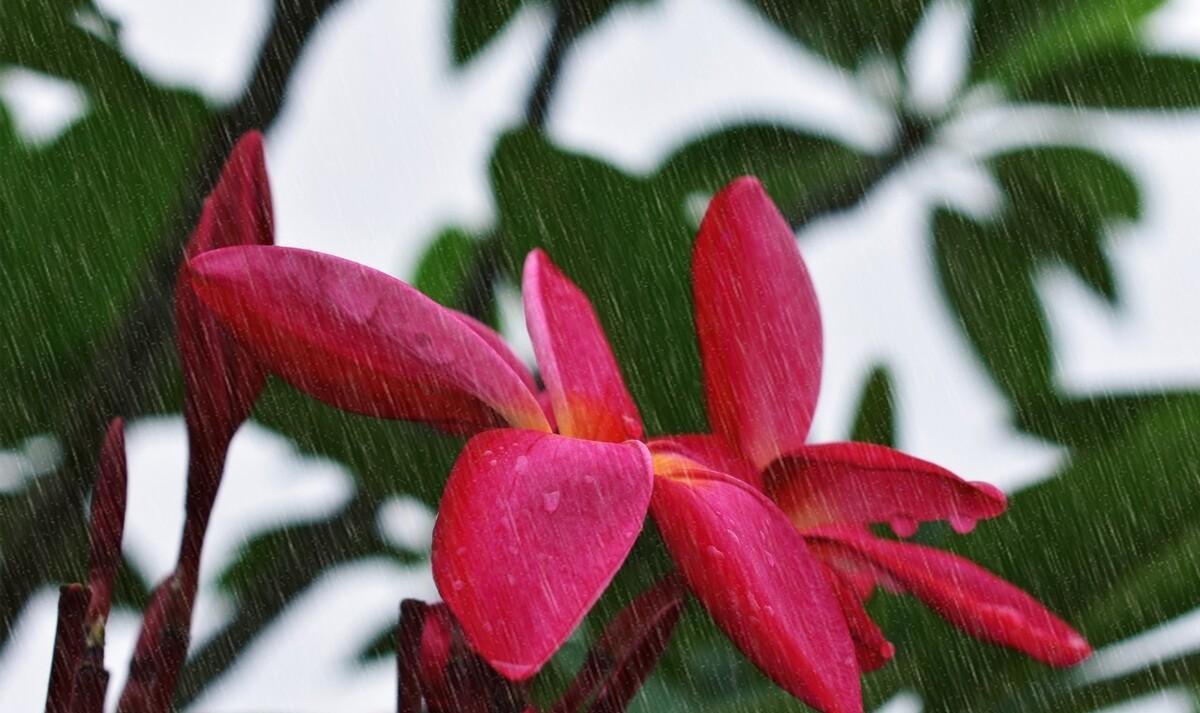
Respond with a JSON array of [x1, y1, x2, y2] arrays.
[[459, 1, 585, 321], [524, 1, 583, 130], [788, 114, 932, 230]]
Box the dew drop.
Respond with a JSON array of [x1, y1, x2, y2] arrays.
[[949, 513, 977, 534], [515, 455, 529, 472], [455, 546, 466, 556], [452, 579, 465, 592], [880, 641, 896, 660], [706, 545, 725, 560], [542, 490, 561, 513], [622, 414, 640, 433], [489, 459, 498, 467], [414, 332, 455, 364], [889, 515, 919, 538]]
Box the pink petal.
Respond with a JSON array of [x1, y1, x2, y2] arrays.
[[432, 429, 653, 680], [693, 177, 823, 471], [766, 442, 1006, 535], [807, 528, 1091, 667], [189, 246, 550, 434], [185, 132, 273, 258], [176, 132, 273, 460], [820, 563, 894, 673], [453, 310, 539, 396], [650, 457, 861, 713], [648, 434, 763, 490], [523, 249, 642, 442]]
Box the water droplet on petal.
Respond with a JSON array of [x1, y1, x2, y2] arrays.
[[455, 546, 466, 556], [452, 579, 465, 592], [622, 414, 640, 433], [949, 513, 977, 534], [890, 515, 919, 538], [515, 455, 529, 472], [542, 490, 561, 513], [706, 545, 725, 560], [414, 332, 456, 365]]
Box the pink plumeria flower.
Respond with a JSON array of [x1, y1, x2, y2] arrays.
[[186, 176, 1089, 713], [650, 177, 1092, 692]]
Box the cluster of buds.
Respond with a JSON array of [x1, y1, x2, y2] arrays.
[[43, 131, 272, 713]]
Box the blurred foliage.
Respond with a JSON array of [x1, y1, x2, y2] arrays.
[[4, 0, 1200, 710]]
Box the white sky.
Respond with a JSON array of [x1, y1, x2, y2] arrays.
[[2, 0, 1200, 710]]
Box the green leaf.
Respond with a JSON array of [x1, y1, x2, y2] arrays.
[[0, 88, 210, 442], [989, 145, 1139, 303], [659, 124, 880, 226], [740, 0, 930, 69], [1016, 50, 1200, 109], [489, 125, 873, 435], [932, 209, 1052, 404], [450, 0, 525, 65], [411, 226, 499, 326], [971, 0, 1167, 91], [933, 146, 1140, 417], [1016, 392, 1196, 450], [850, 366, 896, 447]]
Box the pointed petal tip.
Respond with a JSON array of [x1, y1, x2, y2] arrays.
[[718, 175, 767, 200], [694, 174, 822, 470], [768, 443, 1007, 532], [522, 247, 642, 441]]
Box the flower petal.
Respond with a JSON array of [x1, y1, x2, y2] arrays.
[[185, 132, 273, 258], [453, 309, 540, 395], [648, 434, 762, 490], [820, 563, 895, 673], [651, 460, 861, 713], [432, 429, 653, 680], [693, 177, 822, 470], [523, 249, 642, 442], [807, 528, 1091, 667], [176, 132, 273, 459], [766, 442, 1006, 535], [189, 246, 550, 434]]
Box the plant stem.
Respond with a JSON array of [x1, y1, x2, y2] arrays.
[[459, 1, 585, 321], [788, 113, 932, 230]]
